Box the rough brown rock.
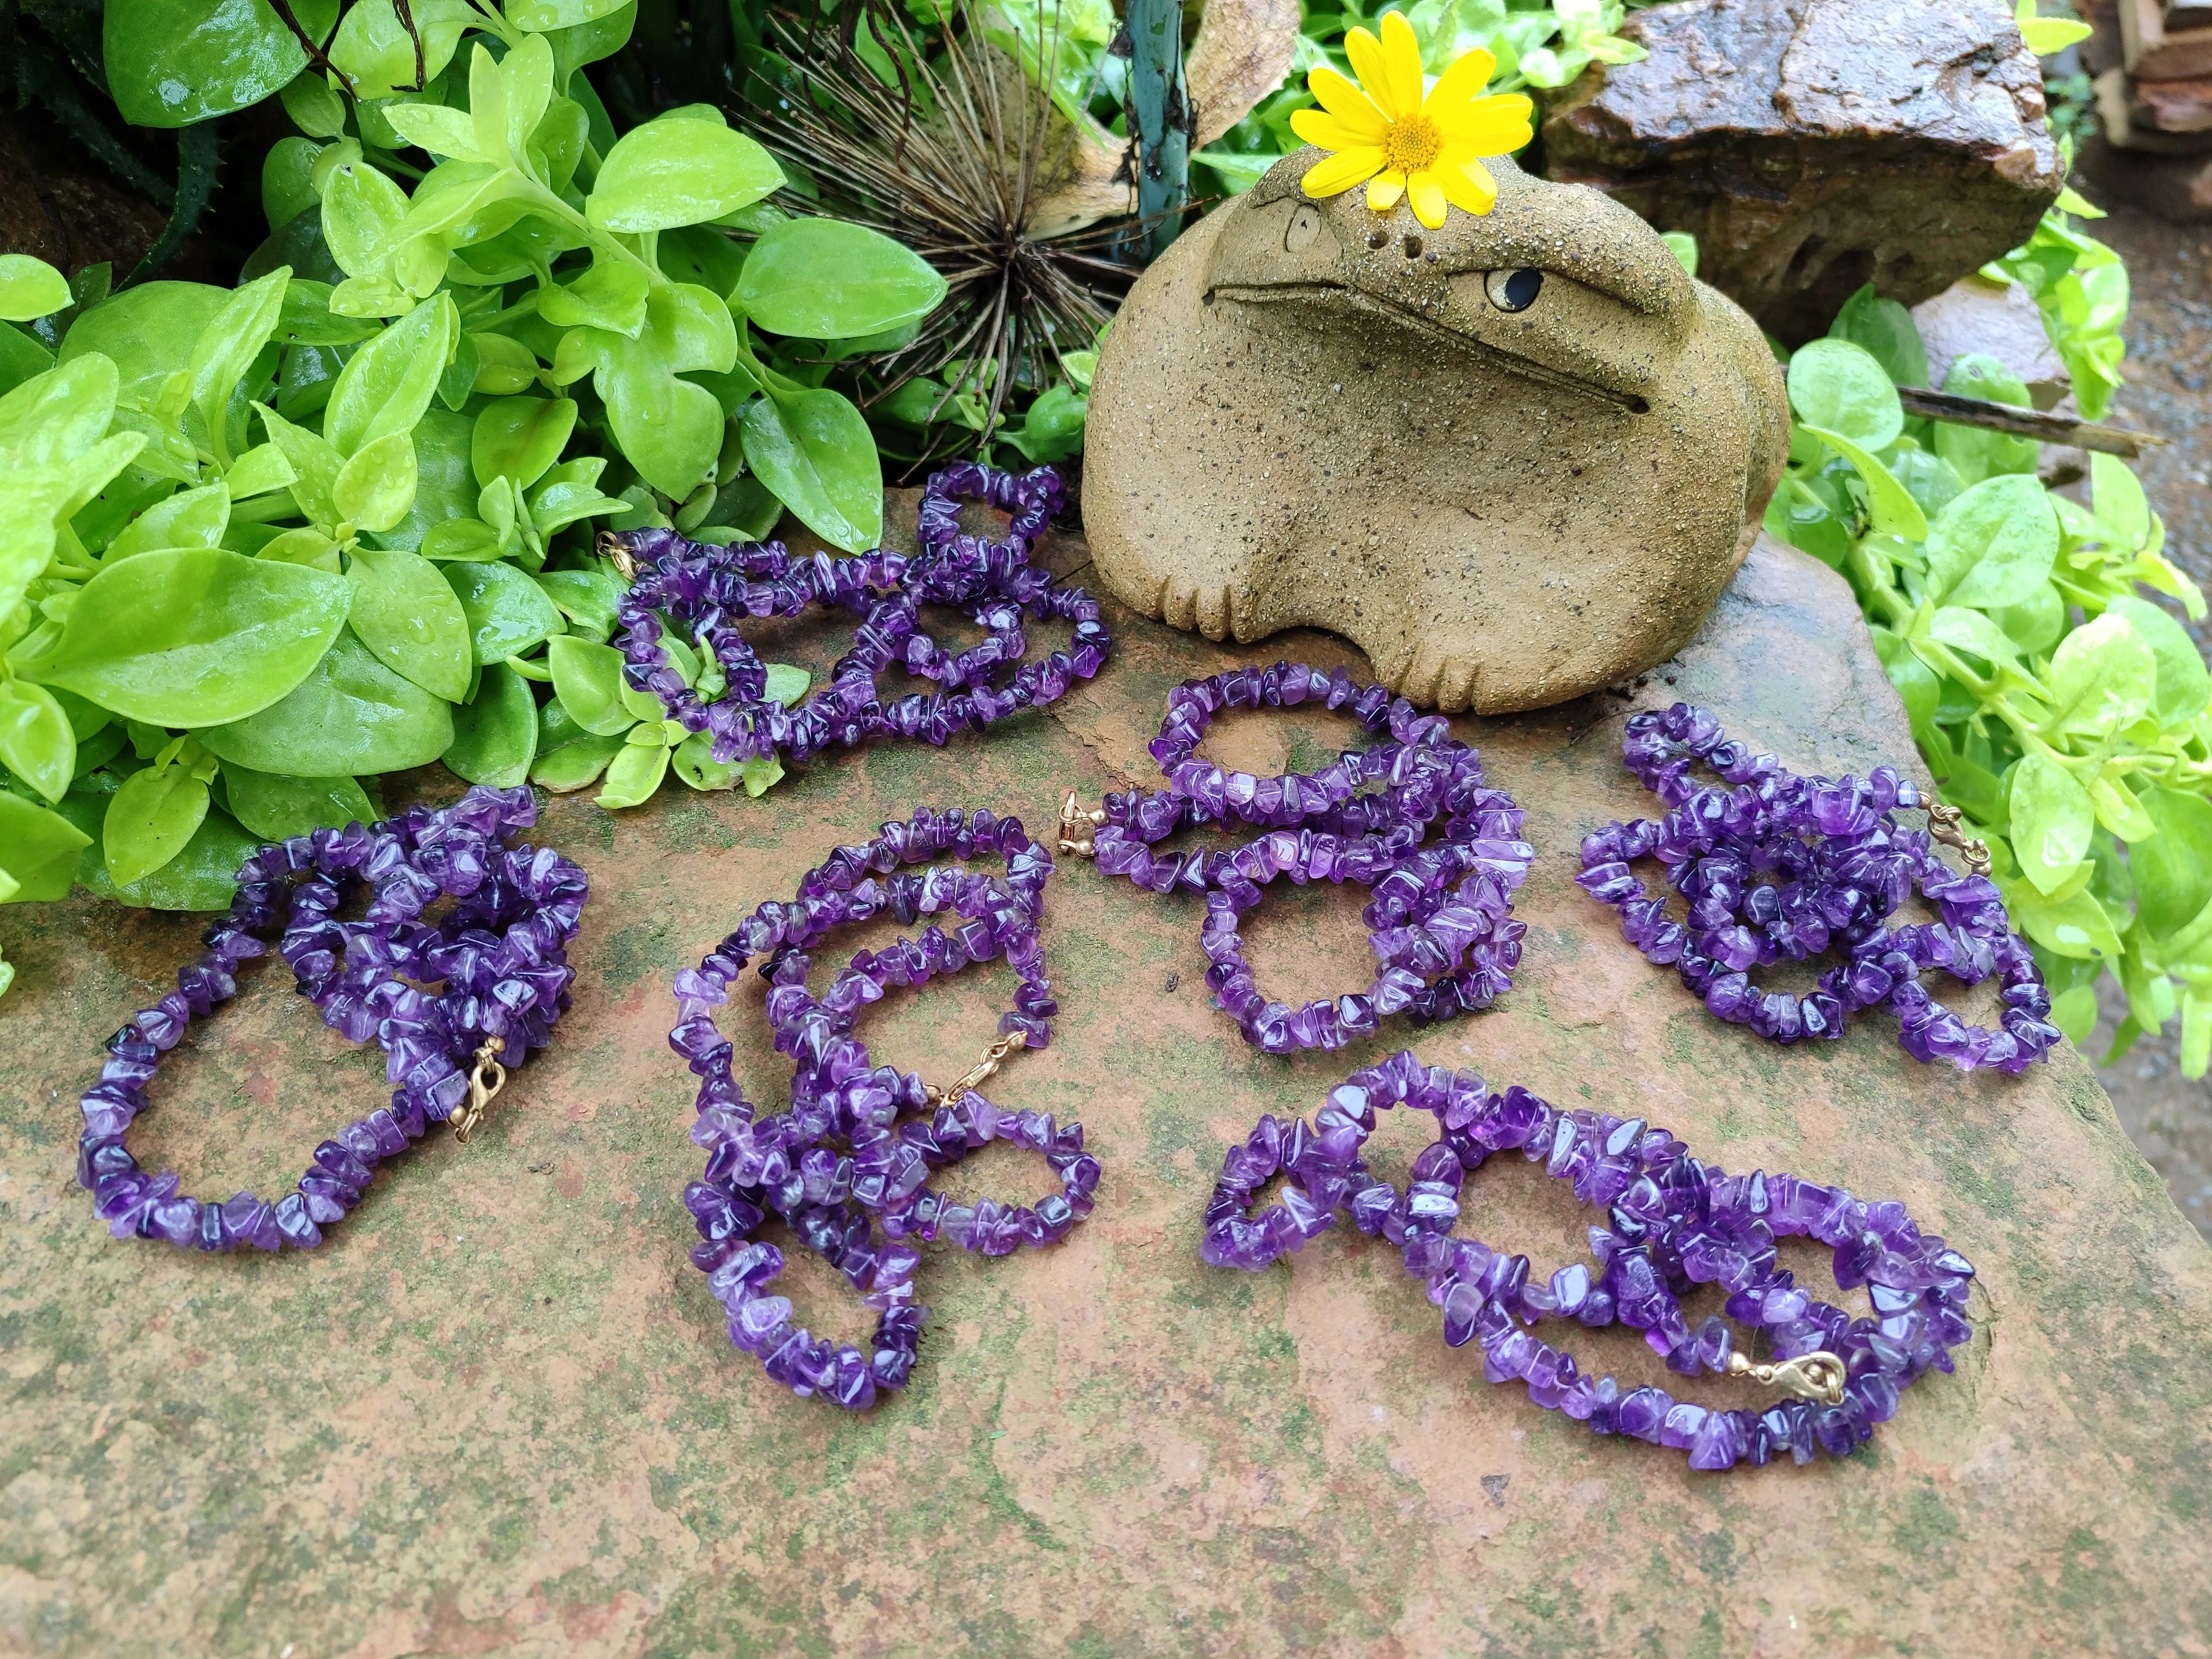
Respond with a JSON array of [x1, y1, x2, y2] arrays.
[[1911, 274, 2074, 409], [1081, 152, 1788, 713], [1, 507, 2208, 1656], [1541, 0, 2067, 343]]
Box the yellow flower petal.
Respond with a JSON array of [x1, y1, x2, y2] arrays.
[[1303, 146, 1386, 199], [1378, 12, 1428, 125], [1291, 107, 1391, 154], [1306, 67, 1391, 140], [1342, 27, 1404, 121], [1407, 170, 1448, 229], [1435, 91, 1536, 150], [1438, 158, 1498, 216], [1367, 169, 1407, 211], [1423, 47, 1497, 117]]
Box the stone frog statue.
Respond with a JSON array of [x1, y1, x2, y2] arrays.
[[1082, 150, 1791, 712]]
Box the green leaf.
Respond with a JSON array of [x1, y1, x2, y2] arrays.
[[103, 0, 331, 126], [1, 352, 121, 468], [533, 566, 622, 639], [379, 101, 486, 163], [587, 117, 784, 233], [2049, 982, 2098, 1044], [1784, 338, 1902, 452], [106, 481, 232, 561], [327, 0, 473, 100], [1992, 581, 2065, 655], [2135, 788, 2212, 940], [0, 256, 71, 324], [2019, 13, 2091, 54], [738, 754, 784, 797], [742, 387, 883, 553], [1925, 473, 2058, 607], [420, 518, 508, 562], [222, 766, 373, 839], [2008, 752, 2094, 896], [346, 545, 471, 700], [279, 71, 348, 139], [671, 725, 739, 790], [1926, 604, 2023, 672], [510, 0, 630, 27], [104, 761, 212, 888], [443, 660, 539, 786], [324, 295, 458, 457], [592, 348, 723, 500], [763, 662, 810, 705], [1888, 446, 1964, 521], [225, 442, 298, 501], [39, 547, 352, 726], [80, 807, 256, 910], [546, 635, 635, 734], [2043, 611, 2158, 741], [446, 559, 566, 662], [2088, 769, 2156, 842], [737, 219, 950, 341], [0, 792, 92, 902], [472, 395, 576, 489], [2090, 451, 2150, 550], [198, 627, 454, 773], [2103, 596, 2210, 731], [254, 401, 344, 529], [538, 258, 651, 336], [594, 737, 670, 807], [1933, 353, 2039, 484], [530, 728, 623, 790], [1827, 284, 1928, 388], [1801, 426, 1926, 541], [258, 526, 343, 570], [367, 405, 474, 554], [332, 429, 420, 533], [60, 281, 226, 409], [2015, 884, 2124, 961], [0, 324, 54, 398], [0, 679, 76, 802], [187, 269, 291, 465]]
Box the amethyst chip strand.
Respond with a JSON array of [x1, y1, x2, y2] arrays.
[[1083, 661, 1532, 1052], [1576, 702, 2058, 1073], [613, 462, 1110, 766], [77, 786, 587, 1253], [1202, 1053, 1976, 1470], [673, 806, 1099, 1408]]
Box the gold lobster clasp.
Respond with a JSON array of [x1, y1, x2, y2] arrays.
[[1058, 789, 1105, 858], [924, 1030, 1027, 1109], [1925, 800, 1992, 877], [451, 1036, 508, 1144], [595, 528, 638, 582], [1726, 1349, 1848, 1406]]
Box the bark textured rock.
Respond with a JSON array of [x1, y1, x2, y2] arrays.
[[1, 516, 2208, 1656], [1541, 0, 2066, 342]]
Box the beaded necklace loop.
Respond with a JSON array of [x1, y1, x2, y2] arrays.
[[1577, 702, 2058, 1072], [77, 786, 587, 1252]]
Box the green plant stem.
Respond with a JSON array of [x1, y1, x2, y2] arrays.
[[1126, 0, 1190, 259]]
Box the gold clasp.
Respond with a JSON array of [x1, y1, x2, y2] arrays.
[[1058, 789, 1104, 858], [451, 1036, 508, 1144], [1726, 1349, 1848, 1406], [1925, 800, 1992, 876], [595, 528, 638, 582], [924, 1030, 1027, 1109]]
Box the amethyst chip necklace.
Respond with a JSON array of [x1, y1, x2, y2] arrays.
[[1576, 702, 2058, 1072], [673, 806, 1098, 1409], [607, 462, 1109, 767], [76, 786, 587, 1252]]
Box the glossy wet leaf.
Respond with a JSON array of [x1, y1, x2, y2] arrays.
[[324, 295, 457, 457], [737, 219, 949, 341], [369, 406, 474, 554], [1827, 283, 1928, 389], [198, 627, 454, 774], [1800, 427, 1926, 542], [39, 548, 352, 727], [189, 268, 290, 462], [587, 116, 784, 233], [2135, 789, 2212, 940], [442, 660, 538, 787], [534, 566, 624, 640], [1783, 338, 1902, 452], [2042, 612, 2157, 742], [742, 386, 881, 552], [2104, 596, 2210, 732], [0, 256, 71, 324], [538, 258, 650, 336], [1926, 474, 2057, 608], [333, 430, 420, 533], [60, 281, 227, 409], [347, 545, 471, 700], [222, 766, 374, 840], [80, 807, 257, 910], [106, 482, 232, 561], [327, 0, 472, 100], [2008, 752, 2094, 896], [0, 792, 92, 902], [530, 729, 624, 790], [104, 0, 332, 126], [545, 635, 634, 735], [0, 679, 75, 802], [446, 559, 566, 663], [473, 396, 576, 489], [594, 737, 670, 807], [103, 762, 212, 889]]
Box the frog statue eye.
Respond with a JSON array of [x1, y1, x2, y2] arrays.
[[1483, 268, 1544, 312], [1285, 205, 1324, 253]]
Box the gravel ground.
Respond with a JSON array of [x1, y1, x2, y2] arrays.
[[2080, 199, 2212, 1240]]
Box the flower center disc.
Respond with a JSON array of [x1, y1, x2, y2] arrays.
[[1383, 115, 1443, 176]]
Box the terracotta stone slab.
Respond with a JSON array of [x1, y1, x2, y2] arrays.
[[3, 533, 2209, 1658]]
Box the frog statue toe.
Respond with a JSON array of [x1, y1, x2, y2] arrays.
[[1080, 152, 1790, 713]]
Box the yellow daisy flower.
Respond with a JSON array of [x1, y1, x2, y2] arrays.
[[1288, 11, 1536, 231]]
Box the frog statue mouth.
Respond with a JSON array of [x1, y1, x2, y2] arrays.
[[1077, 148, 1791, 715], [1201, 278, 1655, 416]]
